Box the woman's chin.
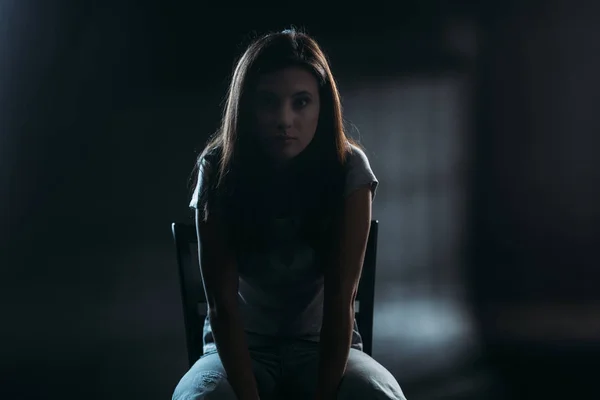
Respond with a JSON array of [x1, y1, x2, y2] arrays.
[[266, 148, 301, 163]]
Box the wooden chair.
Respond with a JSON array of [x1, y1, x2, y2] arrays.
[[171, 220, 379, 367]]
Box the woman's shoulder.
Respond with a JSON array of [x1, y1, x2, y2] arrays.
[[195, 146, 227, 188], [342, 141, 379, 198], [190, 145, 223, 210], [198, 145, 222, 170], [344, 141, 373, 171]]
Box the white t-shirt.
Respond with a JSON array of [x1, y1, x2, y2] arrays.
[[189, 143, 378, 353]]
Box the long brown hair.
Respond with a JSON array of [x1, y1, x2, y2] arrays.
[[196, 27, 357, 186], [192, 28, 359, 249]]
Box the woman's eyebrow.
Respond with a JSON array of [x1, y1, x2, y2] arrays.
[[292, 90, 313, 97], [255, 89, 314, 98]]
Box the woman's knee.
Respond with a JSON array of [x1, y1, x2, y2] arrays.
[[337, 350, 406, 400], [172, 353, 237, 400], [173, 369, 236, 400]]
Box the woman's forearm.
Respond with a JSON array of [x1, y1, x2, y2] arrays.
[[210, 308, 260, 400], [315, 302, 355, 399]]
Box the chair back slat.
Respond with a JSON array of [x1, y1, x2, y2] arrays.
[[355, 220, 378, 356]]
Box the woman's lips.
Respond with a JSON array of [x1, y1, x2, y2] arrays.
[[270, 136, 297, 144]]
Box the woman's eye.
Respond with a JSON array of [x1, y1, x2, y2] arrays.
[[294, 98, 310, 108]]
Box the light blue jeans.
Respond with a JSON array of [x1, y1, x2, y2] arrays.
[[172, 335, 406, 400]]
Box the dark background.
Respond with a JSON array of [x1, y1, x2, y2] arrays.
[[2, 1, 599, 399]]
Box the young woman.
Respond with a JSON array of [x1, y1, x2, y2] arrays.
[[173, 29, 406, 400]]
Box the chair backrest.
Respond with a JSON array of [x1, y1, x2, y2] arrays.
[[171, 220, 379, 366]]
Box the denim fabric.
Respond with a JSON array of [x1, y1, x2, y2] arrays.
[[172, 335, 406, 400]]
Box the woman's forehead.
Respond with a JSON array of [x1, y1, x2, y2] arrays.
[[255, 66, 318, 94]]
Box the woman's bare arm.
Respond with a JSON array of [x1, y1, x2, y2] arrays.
[[196, 210, 260, 400], [316, 186, 373, 400]]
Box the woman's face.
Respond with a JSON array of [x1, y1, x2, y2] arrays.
[[252, 66, 321, 163]]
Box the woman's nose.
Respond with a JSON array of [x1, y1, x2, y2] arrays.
[[276, 104, 293, 130]]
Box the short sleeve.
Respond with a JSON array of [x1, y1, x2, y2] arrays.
[[344, 144, 379, 200], [189, 154, 219, 220]]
